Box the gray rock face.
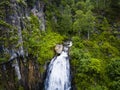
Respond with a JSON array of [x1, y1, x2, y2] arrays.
[[55, 44, 63, 54], [31, 1, 45, 31]]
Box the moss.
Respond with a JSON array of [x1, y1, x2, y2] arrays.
[[0, 58, 7, 63], [18, 86, 24, 90], [17, 0, 27, 6], [0, 20, 12, 29], [0, 1, 10, 6]]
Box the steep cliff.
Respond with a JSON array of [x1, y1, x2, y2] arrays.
[[0, 0, 46, 89]]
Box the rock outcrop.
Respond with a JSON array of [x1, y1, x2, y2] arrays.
[[55, 44, 63, 54]]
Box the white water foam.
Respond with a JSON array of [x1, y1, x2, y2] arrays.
[[45, 51, 71, 90]]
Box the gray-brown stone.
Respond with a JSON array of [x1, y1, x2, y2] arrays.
[[55, 44, 63, 54]]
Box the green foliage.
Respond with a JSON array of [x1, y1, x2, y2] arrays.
[[89, 58, 102, 74], [57, 5, 73, 35], [71, 37, 94, 89], [22, 14, 41, 52], [0, 46, 10, 63], [91, 0, 111, 10], [100, 42, 119, 58], [88, 85, 108, 90], [107, 58, 120, 90], [0, 0, 10, 19], [76, 0, 94, 12], [73, 0, 95, 39], [0, 20, 12, 28], [37, 32, 64, 64], [22, 14, 64, 65], [101, 18, 111, 31], [18, 86, 24, 90], [0, 0, 120, 89], [23, 30, 64, 65], [70, 35, 112, 89], [0, 58, 6, 63], [17, 0, 27, 6]]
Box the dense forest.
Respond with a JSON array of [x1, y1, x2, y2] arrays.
[[0, 0, 120, 90]]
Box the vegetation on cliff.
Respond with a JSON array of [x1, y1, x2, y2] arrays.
[[0, 0, 120, 90]]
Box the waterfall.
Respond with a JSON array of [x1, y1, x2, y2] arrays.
[[45, 50, 71, 90]]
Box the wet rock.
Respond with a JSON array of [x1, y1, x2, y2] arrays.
[[64, 41, 72, 47], [63, 41, 72, 53]]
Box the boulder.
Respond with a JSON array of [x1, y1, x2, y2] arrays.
[[55, 44, 63, 54]]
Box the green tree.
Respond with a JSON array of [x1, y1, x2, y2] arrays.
[[73, 0, 95, 39], [107, 58, 120, 90], [57, 5, 72, 35], [22, 14, 64, 65]]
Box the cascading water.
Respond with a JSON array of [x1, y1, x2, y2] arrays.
[[45, 41, 72, 90]]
